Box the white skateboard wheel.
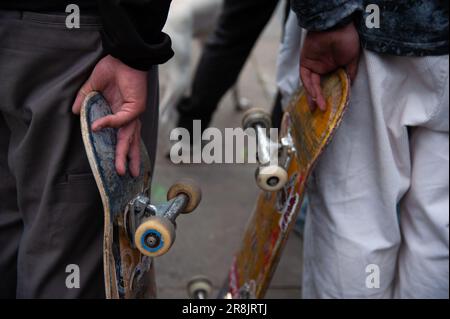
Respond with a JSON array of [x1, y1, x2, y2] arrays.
[[187, 276, 213, 299], [256, 165, 288, 192], [134, 216, 176, 257], [167, 179, 202, 214], [242, 108, 272, 131]]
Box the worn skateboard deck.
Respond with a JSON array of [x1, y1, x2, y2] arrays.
[[81, 92, 156, 299], [222, 69, 350, 299]]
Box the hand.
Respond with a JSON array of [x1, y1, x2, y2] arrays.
[[72, 55, 148, 177], [300, 22, 360, 111]]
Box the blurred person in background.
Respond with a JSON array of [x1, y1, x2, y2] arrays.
[[174, 0, 286, 140]]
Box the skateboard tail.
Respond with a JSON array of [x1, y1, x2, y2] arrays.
[[80, 91, 117, 299]]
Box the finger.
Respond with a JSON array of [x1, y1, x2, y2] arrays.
[[300, 66, 317, 112], [128, 122, 141, 177], [306, 95, 317, 112], [346, 58, 359, 83], [115, 125, 134, 176], [72, 80, 96, 115], [92, 109, 138, 131], [72, 61, 111, 114], [311, 73, 327, 111]]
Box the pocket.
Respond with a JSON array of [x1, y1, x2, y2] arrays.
[[426, 56, 449, 133], [0, 10, 104, 56], [67, 173, 95, 184], [55, 172, 99, 204], [48, 171, 103, 249], [56, 172, 95, 185]]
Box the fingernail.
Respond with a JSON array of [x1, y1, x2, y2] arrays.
[[307, 96, 316, 112]]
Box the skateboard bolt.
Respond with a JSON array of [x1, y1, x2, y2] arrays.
[[145, 233, 160, 249], [267, 177, 280, 187]]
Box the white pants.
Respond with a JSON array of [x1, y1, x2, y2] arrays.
[[278, 12, 449, 299]]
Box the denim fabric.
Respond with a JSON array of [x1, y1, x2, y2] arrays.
[[291, 0, 449, 56]]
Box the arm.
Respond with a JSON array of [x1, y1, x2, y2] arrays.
[[98, 0, 174, 71], [73, 1, 174, 177]]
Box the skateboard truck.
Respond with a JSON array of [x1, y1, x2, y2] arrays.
[[242, 108, 289, 192], [125, 180, 202, 257]]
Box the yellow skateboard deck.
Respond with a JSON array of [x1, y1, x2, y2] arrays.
[[223, 69, 350, 299]]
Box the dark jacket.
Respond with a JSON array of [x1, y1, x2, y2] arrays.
[[0, 0, 174, 70], [291, 0, 449, 56]]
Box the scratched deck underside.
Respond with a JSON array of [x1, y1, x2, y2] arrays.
[[81, 92, 156, 299], [222, 69, 350, 299]]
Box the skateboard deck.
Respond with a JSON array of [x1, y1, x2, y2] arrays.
[[81, 92, 156, 299], [222, 69, 350, 299]]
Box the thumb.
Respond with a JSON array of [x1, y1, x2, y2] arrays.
[[346, 57, 360, 84], [72, 68, 107, 115], [72, 83, 89, 115], [72, 78, 102, 115]]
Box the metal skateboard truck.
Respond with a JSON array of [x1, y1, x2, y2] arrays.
[[242, 108, 290, 192], [127, 180, 202, 257]]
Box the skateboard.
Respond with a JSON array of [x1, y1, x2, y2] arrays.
[[189, 69, 350, 299], [80, 92, 202, 299]]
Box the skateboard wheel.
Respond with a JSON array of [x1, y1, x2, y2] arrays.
[[242, 108, 272, 131], [187, 276, 213, 299], [134, 216, 176, 257], [256, 165, 288, 192], [167, 179, 202, 214]]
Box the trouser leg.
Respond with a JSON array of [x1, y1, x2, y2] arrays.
[[0, 12, 107, 298], [177, 0, 279, 131], [270, 91, 283, 130], [395, 126, 449, 297], [0, 115, 22, 298]]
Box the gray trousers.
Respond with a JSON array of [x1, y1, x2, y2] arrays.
[[0, 11, 159, 298]]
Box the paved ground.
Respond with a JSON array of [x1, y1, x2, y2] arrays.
[[154, 5, 303, 299]]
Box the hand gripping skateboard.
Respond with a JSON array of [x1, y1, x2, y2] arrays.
[[80, 92, 202, 299], [188, 69, 350, 299]]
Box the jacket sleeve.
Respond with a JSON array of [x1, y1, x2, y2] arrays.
[[290, 0, 364, 31], [97, 0, 174, 71]]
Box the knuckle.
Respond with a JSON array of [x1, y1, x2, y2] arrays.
[[136, 103, 146, 114]]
